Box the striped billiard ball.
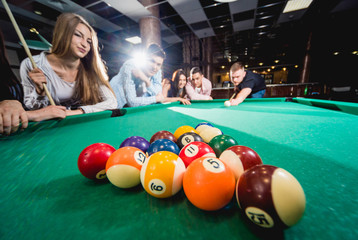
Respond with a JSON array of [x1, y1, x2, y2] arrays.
[[236, 165, 306, 229]]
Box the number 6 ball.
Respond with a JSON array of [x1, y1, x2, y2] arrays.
[[140, 151, 186, 198]]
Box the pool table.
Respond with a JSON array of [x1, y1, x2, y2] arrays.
[[1, 98, 357, 240]]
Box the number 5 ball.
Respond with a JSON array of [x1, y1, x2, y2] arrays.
[[140, 151, 186, 198], [183, 157, 235, 211], [236, 165, 306, 229], [78, 143, 116, 180]]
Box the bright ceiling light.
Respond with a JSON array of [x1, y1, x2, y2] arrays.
[[132, 50, 147, 68], [125, 36, 142, 45], [283, 0, 313, 13]]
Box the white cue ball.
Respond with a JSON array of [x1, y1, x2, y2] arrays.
[[224, 101, 231, 107]]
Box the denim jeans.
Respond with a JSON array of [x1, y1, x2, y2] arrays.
[[251, 89, 266, 98]]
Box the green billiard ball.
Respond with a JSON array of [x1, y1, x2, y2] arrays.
[[208, 134, 238, 157]]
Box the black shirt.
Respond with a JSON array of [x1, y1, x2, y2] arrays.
[[235, 70, 266, 96]]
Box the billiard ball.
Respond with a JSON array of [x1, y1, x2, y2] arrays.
[[208, 134, 238, 157], [177, 132, 204, 149], [219, 145, 263, 180], [140, 151, 186, 198], [199, 127, 223, 143], [173, 125, 198, 140], [195, 125, 214, 135], [150, 130, 176, 144], [195, 122, 214, 129], [119, 136, 150, 153], [183, 156, 236, 211], [78, 143, 116, 180], [236, 165, 306, 229], [106, 147, 146, 188], [178, 141, 216, 167], [147, 139, 180, 156], [224, 101, 231, 107]]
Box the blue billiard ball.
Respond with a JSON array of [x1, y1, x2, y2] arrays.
[[147, 139, 180, 156]]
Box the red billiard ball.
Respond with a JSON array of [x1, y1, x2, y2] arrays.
[[150, 130, 176, 143], [78, 143, 116, 180], [219, 145, 263, 180], [178, 141, 216, 167], [236, 165, 306, 229], [183, 156, 236, 211]]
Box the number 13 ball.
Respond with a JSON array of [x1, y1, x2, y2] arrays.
[[236, 165, 306, 229], [140, 151, 186, 198], [183, 157, 235, 211]]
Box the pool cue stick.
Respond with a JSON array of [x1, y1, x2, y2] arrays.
[[1, 0, 55, 106], [229, 92, 236, 101]]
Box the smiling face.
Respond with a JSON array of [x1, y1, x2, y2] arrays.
[[143, 55, 164, 77], [178, 74, 187, 89], [70, 23, 92, 59]]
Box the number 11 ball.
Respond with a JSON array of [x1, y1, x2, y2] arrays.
[[236, 165, 306, 229]]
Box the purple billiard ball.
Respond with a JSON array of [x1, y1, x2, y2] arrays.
[[119, 136, 150, 153]]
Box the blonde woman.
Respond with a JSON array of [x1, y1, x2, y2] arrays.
[[20, 13, 117, 115]]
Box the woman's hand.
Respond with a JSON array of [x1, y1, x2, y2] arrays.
[[28, 68, 47, 96], [27, 105, 67, 122], [179, 98, 191, 105]]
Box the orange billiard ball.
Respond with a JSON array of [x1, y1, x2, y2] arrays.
[[106, 146, 146, 188], [140, 151, 186, 198], [183, 156, 236, 211]]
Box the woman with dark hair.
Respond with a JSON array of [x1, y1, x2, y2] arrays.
[[162, 69, 190, 105], [0, 30, 66, 135], [20, 13, 117, 115]]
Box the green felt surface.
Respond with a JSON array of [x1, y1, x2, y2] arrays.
[[1, 98, 358, 240]]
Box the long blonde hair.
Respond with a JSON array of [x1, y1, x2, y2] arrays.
[[51, 13, 112, 105]]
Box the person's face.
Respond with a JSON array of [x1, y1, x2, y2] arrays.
[[178, 74, 187, 89], [231, 69, 246, 86], [143, 55, 164, 77], [71, 23, 92, 58], [192, 72, 203, 88]]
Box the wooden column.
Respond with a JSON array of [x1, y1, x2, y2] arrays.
[[139, 0, 161, 48], [203, 37, 213, 81], [182, 33, 200, 76], [299, 31, 312, 83]]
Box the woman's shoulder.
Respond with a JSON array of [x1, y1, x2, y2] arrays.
[[20, 51, 48, 68]]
